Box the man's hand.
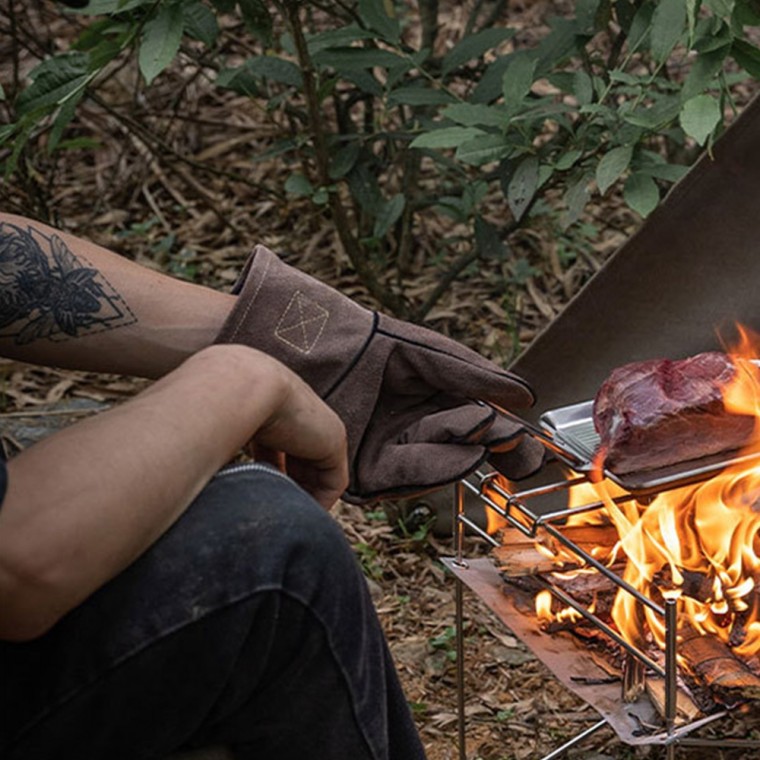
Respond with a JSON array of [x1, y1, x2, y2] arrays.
[[248, 360, 348, 509], [0, 345, 347, 640], [216, 245, 545, 502]]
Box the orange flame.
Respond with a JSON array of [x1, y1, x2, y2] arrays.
[[599, 329, 760, 655], [528, 327, 760, 656]]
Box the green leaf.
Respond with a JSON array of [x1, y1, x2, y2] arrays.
[[679, 93, 722, 145], [284, 173, 314, 197], [410, 127, 485, 150], [358, 0, 400, 43], [139, 2, 183, 85], [507, 156, 539, 221], [307, 26, 377, 55], [211, 0, 236, 11], [312, 47, 405, 71], [573, 70, 594, 105], [624, 173, 660, 217], [16, 53, 90, 115], [650, 0, 687, 63], [386, 87, 456, 106], [328, 142, 361, 179], [628, 2, 656, 53], [475, 217, 507, 259], [732, 38, 760, 78], [555, 149, 583, 171], [343, 70, 384, 97], [456, 133, 512, 166], [3, 119, 32, 179], [693, 18, 733, 52], [183, 1, 219, 47], [441, 27, 516, 77], [346, 164, 383, 213], [682, 46, 730, 100], [217, 56, 303, 92], [373, 194, 405, 238], [57, 136, 102, 151], [0, 123, 17, 147], [0, 83, 5, 101], [48, 89, 85, 153], [73, 0, 152, 14], [638, 163, 690, 182], [734, 0, 760, 25], [575, 0, 604, 32], [472, 56, 511, 103], [216, 65, 259, 96], [535, 16, 583, 73], [502, 54, 537, 115], [562, 172, 592, 228], [441, 103, 511, 128], [238, 0, 272, 45], [623, 95, 681, 129], [596, 145, 633, 195], [705, 0, 735, 14]]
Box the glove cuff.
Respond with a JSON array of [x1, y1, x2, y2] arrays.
[[215, 245, 374, 398]]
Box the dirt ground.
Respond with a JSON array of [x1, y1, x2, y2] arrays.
[[2, 1, 760, 758]]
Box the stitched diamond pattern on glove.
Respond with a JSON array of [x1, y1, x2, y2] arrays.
[[274, 291, 329, 354]]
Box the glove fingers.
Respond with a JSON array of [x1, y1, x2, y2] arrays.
[[488, 435, 546, 481], [379, 314, 536, 410], [400, 404, 495, 445], [347, 442, 488, 504], [479, 415, 528, 451]]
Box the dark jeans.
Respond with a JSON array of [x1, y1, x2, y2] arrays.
[[0, 464, 427, 760]]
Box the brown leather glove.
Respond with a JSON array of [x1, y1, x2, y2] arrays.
[[215, 245, 544, 503]]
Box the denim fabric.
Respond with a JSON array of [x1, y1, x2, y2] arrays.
[[0, 464, 427, 760]]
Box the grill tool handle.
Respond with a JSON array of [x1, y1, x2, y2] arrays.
[[485, 402, 587, 469]]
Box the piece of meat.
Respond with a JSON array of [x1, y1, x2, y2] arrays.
[[593, 352, 757, 474]]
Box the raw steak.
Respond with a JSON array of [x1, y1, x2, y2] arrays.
[[593, 352, 757, 474]]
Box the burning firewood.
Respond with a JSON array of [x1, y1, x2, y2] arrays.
[[679, 626, 760, 703], [493, 524, 620, 577]]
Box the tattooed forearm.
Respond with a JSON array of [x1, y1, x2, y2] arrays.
[[0, 222, 136, 345]]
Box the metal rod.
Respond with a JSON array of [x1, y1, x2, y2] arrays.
[[485, 402, 586, 468], [665, 598, 678, 737], [455, 576, 466, 760], [456, 514, 499, 547], [538, 579, 665, 676], [539, 719, 608, 760], [455, 480, 467, 565], [534, 494, 640, 525], [542, 522, 665, 616], [485, 472, 589, 501], [453, 481, 467, 760]]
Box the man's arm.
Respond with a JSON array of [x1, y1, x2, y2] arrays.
[[0, 344, 348, 642], [0, 212, 235, 378]]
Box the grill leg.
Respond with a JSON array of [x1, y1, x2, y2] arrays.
[[455, 576, 466, 760]]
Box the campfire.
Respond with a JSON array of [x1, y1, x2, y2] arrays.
[[448, 328, 760, 756]]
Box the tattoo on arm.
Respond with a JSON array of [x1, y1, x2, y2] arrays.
[[0, 222, 136, 345]]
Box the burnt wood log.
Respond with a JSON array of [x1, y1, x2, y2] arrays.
[[679, 626, 760, 702], [493, 525, 620, 576]]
